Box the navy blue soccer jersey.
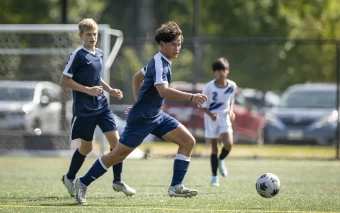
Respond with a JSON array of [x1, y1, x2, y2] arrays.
[[127, 52, 172, 124], [63, 46, 109, 117]]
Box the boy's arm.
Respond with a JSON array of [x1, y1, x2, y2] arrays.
[[100, 78, 123, 99], [229, 84, 237, 121], [100, 78, 112, 92], [201, 107, 213, 117], [132, 70, 145, 101], [60, 74, 102, 96], [155, 83, 207, 105]]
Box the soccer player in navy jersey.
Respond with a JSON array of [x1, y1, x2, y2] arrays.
[[60, 18, 135, 198], [73, 21, 207, 205]]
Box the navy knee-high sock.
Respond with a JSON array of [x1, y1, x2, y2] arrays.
[[66, 149, 86, 180], [80, 157, 108, 186], [171, 154, 190, 186], [219, 147, 230, 160], [110, 148, 122, 183], [210, 154, 218, 176]]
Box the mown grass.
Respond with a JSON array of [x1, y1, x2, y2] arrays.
[[139, 142, 337, 159], [0, 154, 339, 213]]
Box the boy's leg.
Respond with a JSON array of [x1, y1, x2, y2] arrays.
[[97, 110, 136, 195], [62, 116, 96, 197], [66, 140, 93, 180], [218, 130, 233, 177], [154, 114, 198, 197], [75, 142, 135, 205], [74, 122, 153, 204], [104, 130, 136, 196], [204, 115, 219, 185], [210, 138, 219, 186], [97, 111, 122, 183]]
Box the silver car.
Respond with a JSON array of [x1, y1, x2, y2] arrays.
[[264, 83, 338, 145]]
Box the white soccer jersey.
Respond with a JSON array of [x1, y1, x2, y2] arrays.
[[201, 79, 237, 114], [202, 79, 237, 138]]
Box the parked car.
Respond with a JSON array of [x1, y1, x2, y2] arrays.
[[162, 81, 265, 144], [263, 83, 338, 145], [241, 88, 281, 114], [0, 80, 72, 135]]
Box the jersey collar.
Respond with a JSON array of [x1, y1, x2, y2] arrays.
[[214, 80, 229, 88], [82, 45, 96, 55], [158, 52, 172, 65]]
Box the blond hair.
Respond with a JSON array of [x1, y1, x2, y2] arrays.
[[78, 18, 98, 34], [155, 21, 184, 44]]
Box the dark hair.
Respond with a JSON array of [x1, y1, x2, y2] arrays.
[[155, 21, 184, 44], [212, 57, 229, 71]]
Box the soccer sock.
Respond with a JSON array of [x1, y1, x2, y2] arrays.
[[111, 148, 122, 183], [80, 157, 108, 186], [210, 154, 218, 176], [171, 154, 190, 186], [219, 147, 230, 160], [66, 149, 86, 180]]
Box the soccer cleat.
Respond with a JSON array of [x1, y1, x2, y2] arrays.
[[74, 178, 87, 205], [112, 181, 136, 196], [61, 174, 75, 197], [168, 184, 198, 198], [210, 176, 220, 187], [218, 159, 228, 177]]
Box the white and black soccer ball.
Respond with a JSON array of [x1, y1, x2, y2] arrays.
[[255, 173, 280, 198]]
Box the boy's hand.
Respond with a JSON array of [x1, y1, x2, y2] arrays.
[[85, 86, 103, 96], [229, 111, 236, 121], [124, 106, 132, 115], [210, 113, 219, 121], [110, 89, 123, 100], [191, 93, 208, 105]]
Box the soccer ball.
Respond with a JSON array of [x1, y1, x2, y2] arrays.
[[255, 173, 280, 198]]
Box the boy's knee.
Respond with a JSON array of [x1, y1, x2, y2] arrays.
[[184, 137, 196, 150], [79, 143, 93, 155]]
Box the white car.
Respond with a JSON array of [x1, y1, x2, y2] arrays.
[[0, 80, 72, 135]]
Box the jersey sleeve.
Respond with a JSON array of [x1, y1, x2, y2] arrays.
[[62, 50, 79, 78], [231, 83, 237, 103], [141, 66, 147, 75], [153, 60, 168, 85], [201, 84, 210, 108]]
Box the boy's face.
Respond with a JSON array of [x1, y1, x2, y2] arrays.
[[80, 28, 98, 50], [160, 36, 182, 60], [214, 68, 229, 80]]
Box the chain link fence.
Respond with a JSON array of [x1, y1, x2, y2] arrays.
[[0, 27, 339, 158]]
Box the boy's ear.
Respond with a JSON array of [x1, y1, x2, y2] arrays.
[[159, 41, 164, 47]]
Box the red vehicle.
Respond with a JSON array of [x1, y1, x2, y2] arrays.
[[162, 81, 265, 144]]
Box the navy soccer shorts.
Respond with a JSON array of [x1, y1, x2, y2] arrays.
[[70, 110, 117, 141], [119, 113, 180, 148]]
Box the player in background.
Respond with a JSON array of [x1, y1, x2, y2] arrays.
[[73, 21, 207, 205], [201, 57, 237, 187], [60, 18, 135, 197]]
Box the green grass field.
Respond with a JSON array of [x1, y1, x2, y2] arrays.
[[0, 150, 340, 213]]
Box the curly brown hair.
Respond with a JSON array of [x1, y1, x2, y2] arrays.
[[155, 21, 184, 44]]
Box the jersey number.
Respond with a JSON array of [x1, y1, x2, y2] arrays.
[[212, 92, 218, 101]]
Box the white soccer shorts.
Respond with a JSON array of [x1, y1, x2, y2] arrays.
[[204, 113, 233, 139]]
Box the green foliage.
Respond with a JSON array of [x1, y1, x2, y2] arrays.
[[1, 0, 340, 97]]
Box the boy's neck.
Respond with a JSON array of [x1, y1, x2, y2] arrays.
[[83, 45, 95, 52], [215, 79, 227, 87], [160, 51, 172, 62]]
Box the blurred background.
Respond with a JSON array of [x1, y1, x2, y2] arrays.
[[0, 0, 339, 159]]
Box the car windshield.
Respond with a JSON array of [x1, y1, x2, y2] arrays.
[[0, 87, 35, 101], [279, 90, 336, 109]]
